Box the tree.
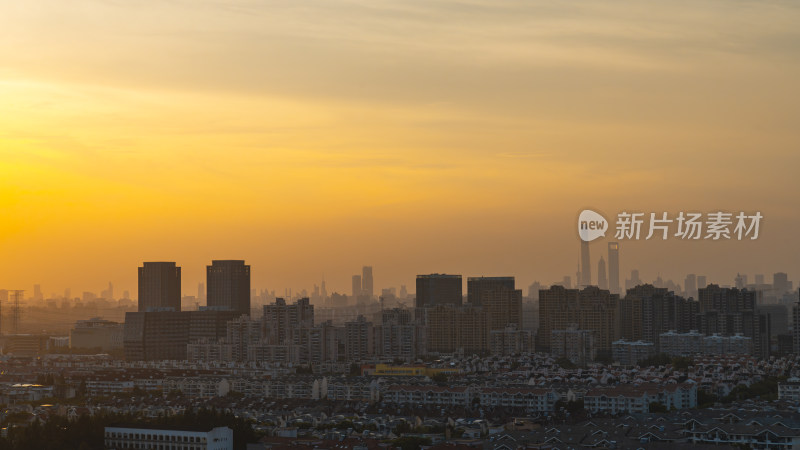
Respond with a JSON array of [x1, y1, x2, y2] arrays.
[[431, 372, 448, 383], [392, 436, 432, 450], [555, 357, 577, 370], [648, 402, 668, 413]]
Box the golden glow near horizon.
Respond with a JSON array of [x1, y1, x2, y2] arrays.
[[1, 0, 799, 296]]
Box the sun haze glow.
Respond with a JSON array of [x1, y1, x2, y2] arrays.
[[1, 0, 799, 296]]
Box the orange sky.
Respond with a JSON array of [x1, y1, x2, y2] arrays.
[[1, 0, 799, 298]]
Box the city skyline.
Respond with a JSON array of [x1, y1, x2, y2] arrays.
[[7, 253, 797, 303]]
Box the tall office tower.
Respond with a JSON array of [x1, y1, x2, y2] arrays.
[[597, 257, 608, 290], [684, 274, 697, 299], [561, 276, 572, 289], [774, 273, 790, 295], [362, 266, 374, 298], [467, 276, 515, 306], [138, 262, 181, 312], [320, 279, 328, 299], [197, 283, 205, 301], [698, 284, 768, 358], [608, 242, 620, 295], [537, 285, 619, 353], [580, 241, 591, 286], [697, 276, 707, 291], [33, 284, 43, 301], [263, 297, 314, 345], [345, 315, 373, 361], [415, 274, 462, 308], [64, 288, 71, 300], [352, 275, 362, 299], [206, 260, 251, 316], [735, 273, 747, 289]]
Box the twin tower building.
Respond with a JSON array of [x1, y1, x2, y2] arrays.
[[126, 260, 250, 360], [137, 260, 251, 315]]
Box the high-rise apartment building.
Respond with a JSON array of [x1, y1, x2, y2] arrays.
[[345, 315, 373, 361], [537, 285, 618, 353], [416, 274, 462, 308], [262, 297, 314, 345], [627, 284, 698, 349], [697, 284, 768, 358], [467, 276, 515, 306]]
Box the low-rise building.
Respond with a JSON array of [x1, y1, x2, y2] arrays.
[[584, 383, 697, 414], [383, 385, 472, 407], [104, 425, 233, 450], [479, 388, 560, 413]]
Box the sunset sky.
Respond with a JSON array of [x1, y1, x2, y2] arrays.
[[1, 0, 799, 298]]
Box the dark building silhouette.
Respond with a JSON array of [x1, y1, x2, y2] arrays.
[[467, 276, 515, 306], [626, 284, 698, 349], [123, 309, 240, 361], [425, 304, 488, 354], [598, 257, 608, 290], [467, 277, 522, 332], [697, 284, 769, 358], [137, 262, 181, 312], [482, 285, 523, 331], [352, 275, 362, 298], [362, 266, 373, 298], [416, 274, 462, 308], [206, 260, 250, 316], [537, 285, 619, 353]]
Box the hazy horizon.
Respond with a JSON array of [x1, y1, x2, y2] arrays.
[[2, 0, 799, 297]]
